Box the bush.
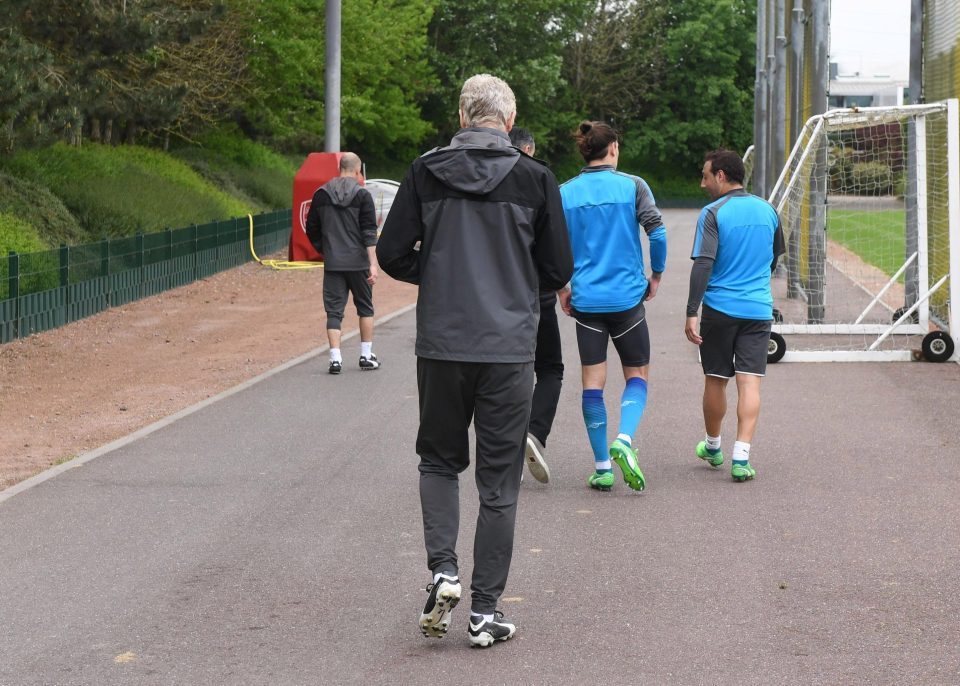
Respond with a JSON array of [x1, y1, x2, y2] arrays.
[[0, 172, 84, 252], [0, 212, 46, 255], [0, 143, 250, 239], [851, 161, 894, 196], [172, 129, 297, 210]]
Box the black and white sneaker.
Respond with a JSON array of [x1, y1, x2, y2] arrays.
[[468, 610, 516, 647], [328, 360, 342, 374], [359, 354, 380, 371], [419, 574, 461, 638]]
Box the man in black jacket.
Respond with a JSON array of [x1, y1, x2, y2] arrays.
[[305, 152, 380, 374], [377, 74, 573, 647]]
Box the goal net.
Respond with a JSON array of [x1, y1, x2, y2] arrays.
[[767, 100, 960, 362]]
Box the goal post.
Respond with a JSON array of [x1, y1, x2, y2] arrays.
[[766, 100, 959, 363]]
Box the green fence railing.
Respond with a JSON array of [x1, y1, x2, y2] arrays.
[[0, 209, 292, 344]]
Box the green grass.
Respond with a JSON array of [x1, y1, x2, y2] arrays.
[[827, 208, 906, 277], [0, 143, 250, 240], [172, 129, 297, 210], [0, 172, 84, 253]]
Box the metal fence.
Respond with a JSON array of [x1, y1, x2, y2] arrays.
[[0, 209, 291, 344]]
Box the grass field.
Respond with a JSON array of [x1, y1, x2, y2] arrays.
[[827, 208, 906, 277]]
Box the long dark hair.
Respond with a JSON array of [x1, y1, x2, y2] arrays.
[[574, 121, 619, 162]]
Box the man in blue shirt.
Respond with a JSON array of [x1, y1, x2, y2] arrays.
[[559, 121, 667, 492], [684, 149, 785, 482]]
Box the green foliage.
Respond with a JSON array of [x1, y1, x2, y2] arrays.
[[242, 0, 437, 161], [423, 0, 591, 165], [0, 172, 84, 250], [851, 162, 895, 196], [173, 128, 297, 209], [1, 143, 250, 238], [0, 212, 46, 255], [620, 0, 755, 177]]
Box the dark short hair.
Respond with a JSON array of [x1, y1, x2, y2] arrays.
[[574, 121, 619, 163], [704, 149, 745, 184], [509, 126, 535, 151]]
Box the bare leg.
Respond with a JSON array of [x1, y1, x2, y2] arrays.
[[703, 376, 728, 437], [621, 364, 648, 382], [327, 328, 342, 350], [581, 362, 607, 390], [359, 316, 374, 344], [734, 373, 762, 443]]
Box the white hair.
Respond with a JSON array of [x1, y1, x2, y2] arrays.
[[459, 74, 516, 129]]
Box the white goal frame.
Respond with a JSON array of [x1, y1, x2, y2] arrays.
[[766, 99, 960, 363]]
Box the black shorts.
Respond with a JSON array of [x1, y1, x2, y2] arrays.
[[572, 301, 650, 367], [699, 304, 771, 378], [323, 270, 373, 329]]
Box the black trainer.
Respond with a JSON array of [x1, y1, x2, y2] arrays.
[[468, 610, 516, 647], [328, 360, 342, 374], [359, 354, 380, 371], [419, 573, 461, 638]]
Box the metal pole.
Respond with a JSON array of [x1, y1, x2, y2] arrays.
[[806, 0, 830, 323], [790, 0, 806, 146], [324, 0, 342, 153], [904, 0, 924, 311], [774, 0, 788, 179], [754, 0, 769, 198], [765, 0, 778, 194]]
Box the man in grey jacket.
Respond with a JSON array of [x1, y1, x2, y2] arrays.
[[377, 74, 573, 647], [305, 152, 380, 374]]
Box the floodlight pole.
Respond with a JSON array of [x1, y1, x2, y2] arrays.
[[904, 0, 924, 310], [324, 0, 342, 153]]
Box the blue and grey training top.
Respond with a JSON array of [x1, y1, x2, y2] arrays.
[[689, 188, 785, 320], [560, 166, 667, 313]]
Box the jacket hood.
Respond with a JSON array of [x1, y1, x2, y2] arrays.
[[422, 128, 520, 195], [321, 176, 363, 207]]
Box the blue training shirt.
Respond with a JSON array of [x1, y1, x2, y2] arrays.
[[691, 189, 785, 320], [560, 166, 666, 313]]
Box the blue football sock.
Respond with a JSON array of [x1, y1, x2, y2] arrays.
[[617, 377, 648, 441], [581, 389, 608, 466]]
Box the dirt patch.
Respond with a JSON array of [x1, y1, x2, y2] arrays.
[[0, 256, 418, 491]]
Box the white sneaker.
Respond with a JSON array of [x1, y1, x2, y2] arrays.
[[524, 433, 550, 483]]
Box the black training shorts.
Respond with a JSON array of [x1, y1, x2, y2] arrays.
[[699, 304, 771, 378], [572, 301, 650, 367]]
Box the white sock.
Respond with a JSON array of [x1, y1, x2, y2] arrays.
[[733, 441, 751, 463], [705, 434, 721, 451], [616, 433, 632, 445], [330, 348, 342, 363], [433, 571, 457, 584], [472, 613, 494, 624], [360, 341, 373, 358]]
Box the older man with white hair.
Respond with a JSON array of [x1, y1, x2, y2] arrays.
[[377, 74, 573, 647]]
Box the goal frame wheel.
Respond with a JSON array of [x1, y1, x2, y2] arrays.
[[920, 331, 955, 363], [768, 332, 787, 363]]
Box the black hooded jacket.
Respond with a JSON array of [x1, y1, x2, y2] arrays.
[[376, 128, 573, 363], [305, 176, 377, 271]]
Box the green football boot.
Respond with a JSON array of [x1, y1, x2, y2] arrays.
[[587, 470, 615, 491], [731, 462, 757, 482], [609, 439, 646, 491], [696, 441, 724, 468]]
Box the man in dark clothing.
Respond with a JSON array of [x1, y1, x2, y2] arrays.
[[509, 126, 566, 484], [377, 74, 573, 647], [305, 152, 381, 374]]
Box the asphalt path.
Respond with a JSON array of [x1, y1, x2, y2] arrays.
[[2, 209, 959, 685]]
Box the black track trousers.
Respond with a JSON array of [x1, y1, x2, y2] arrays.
[[415, 357, 533, 614]]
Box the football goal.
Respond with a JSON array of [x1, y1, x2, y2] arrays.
[[766, 99, 959, 363]]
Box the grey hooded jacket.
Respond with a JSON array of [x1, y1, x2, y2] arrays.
[[376, 128, 573, 363], [304, 176, 378, 271]]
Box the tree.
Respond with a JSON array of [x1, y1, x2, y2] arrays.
[[422, 0, 592, 165], [623, 0, 756, 178], [241, 0, 437, 161]]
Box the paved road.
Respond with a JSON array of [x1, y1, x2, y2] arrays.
[[2, 209, 959, 685]]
